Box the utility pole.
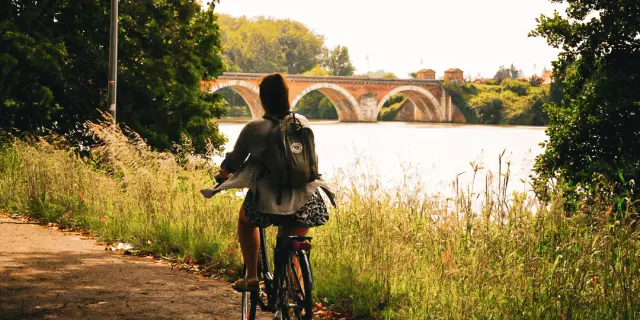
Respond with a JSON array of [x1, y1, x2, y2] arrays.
[[107, 0, 118, 122]]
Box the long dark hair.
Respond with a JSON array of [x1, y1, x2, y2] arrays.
[[259, 73, 291, 116]]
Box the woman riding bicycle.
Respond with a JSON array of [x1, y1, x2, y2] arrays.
[[208, 73, 335, 292]]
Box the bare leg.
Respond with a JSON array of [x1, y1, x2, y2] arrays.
[[238, 206, 259, 281]]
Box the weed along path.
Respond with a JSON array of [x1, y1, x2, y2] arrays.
[[0, 215, 271, 320]]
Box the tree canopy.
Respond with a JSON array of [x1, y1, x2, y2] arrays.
[[217, 16, 359, 119], [1, 0, 227, 153], [530, 0, 640, 208], [218, 14, 325, 74], [324, 45, 355, 76], [493, 64, 523, 83]]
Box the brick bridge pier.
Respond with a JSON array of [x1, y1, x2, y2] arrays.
[[201, 73, 466, 122]]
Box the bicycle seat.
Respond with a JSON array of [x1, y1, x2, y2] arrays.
[[287, 236, 312, 242]]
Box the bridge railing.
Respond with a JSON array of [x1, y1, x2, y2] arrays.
[[217, 72, 443, 85]]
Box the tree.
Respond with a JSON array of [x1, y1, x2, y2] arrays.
[[0, 0, 227, 154], [294, 91, 338, 119], [468, 91, 507, 124], [325, 45, 355, 76], [530, 0, 640, 208], [381, 72, 398, 79], [359, 70, 394, 78], [528, 75, 544, 87], [303, 65, 331, 76], [506, 92, 549, 126], [493, 64, 522, 83], [219, 15, 325, 74], [501, 78, 531, 96]]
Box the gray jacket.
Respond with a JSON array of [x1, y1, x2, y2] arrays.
[[201, 115, 336, 215]]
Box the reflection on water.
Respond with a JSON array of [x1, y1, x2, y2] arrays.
[[216, 120, 547, 195]]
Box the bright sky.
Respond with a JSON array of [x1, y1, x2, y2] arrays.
[[214, 0, 565, 79]]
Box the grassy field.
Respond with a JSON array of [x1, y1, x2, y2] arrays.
[[1, 122, 638, 319]]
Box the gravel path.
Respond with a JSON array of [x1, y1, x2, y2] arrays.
[[0, 215, 271, 320]]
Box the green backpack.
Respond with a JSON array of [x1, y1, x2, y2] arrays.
[[262, 112, 319, 204]]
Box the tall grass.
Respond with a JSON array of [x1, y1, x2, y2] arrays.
[[1, 122, 638, 319], [0, 123, 243, 268]]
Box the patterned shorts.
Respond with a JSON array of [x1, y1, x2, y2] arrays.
[[243, 190, 329, 228]]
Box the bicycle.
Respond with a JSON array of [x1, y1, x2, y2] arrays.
[[204, 179, 315, 320], [240, 226, 314, 320]]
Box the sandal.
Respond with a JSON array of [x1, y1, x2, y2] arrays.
[[232, 278, 260, 292]]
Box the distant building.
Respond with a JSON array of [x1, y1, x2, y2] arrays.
[[416, 69, 436, 80], [540, 70, 553, 86], [444, 68, 464, 82]]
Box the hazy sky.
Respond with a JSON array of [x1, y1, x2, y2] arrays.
[[214, 0, 565, 79]]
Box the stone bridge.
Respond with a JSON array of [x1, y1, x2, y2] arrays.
[[201, 73, 466, 122]]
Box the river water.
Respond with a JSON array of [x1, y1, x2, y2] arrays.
[[217, 121, 547, 196]]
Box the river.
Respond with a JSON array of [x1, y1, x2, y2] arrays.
[[216, 121, 547, 196]]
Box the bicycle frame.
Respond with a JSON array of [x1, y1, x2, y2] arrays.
[[251, 227, 313, 314]]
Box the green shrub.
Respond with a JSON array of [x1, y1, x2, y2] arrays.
[[502, 78, 532, 96]]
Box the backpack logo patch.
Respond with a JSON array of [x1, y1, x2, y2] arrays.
[[290, 143, 303, 154]]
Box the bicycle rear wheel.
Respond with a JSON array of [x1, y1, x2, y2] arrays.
[[240, 264, 259, 320], [284, 251, 313, 320]]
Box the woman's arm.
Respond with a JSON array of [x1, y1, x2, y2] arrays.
[[218, 123, 253, 175]]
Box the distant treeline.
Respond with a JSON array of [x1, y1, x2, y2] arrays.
[[217, 14, 354, 119]]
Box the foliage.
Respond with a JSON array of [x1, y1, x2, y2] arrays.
[[218, 14, 325, 74], [494, 64, 523, 84], [2, 135, 639, 319], [0, 122, 240, 269], [506, 92, 550, 126], [468, 91, 507, 124], [377, 99, 406, 121], [501, 78, 531, 96], [530, 0, 640, 207], [303, 65, 331, 76], [380, 72, 398, 79], [358, 70, 396, 78], [377, 94, 407, 121], [324, 45, 355, 76], [446, 82, 549, 125], [217, 16, 358, 120], [218, 88, 251, 118], [529, 75, 544, 87], [0, 0, 227, 154], [443, 83, 479, 123], [294, 91, 338, 120]]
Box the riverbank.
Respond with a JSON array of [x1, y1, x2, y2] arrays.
[[1, 123, 637, 318]]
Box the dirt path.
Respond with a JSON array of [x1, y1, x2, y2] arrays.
[[0, 215, 271, 320]]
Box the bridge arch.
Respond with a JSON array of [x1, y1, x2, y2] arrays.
[[208, 80, 263, 118], [290, 83, 359, 121], [376, 86, 443, 122]]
